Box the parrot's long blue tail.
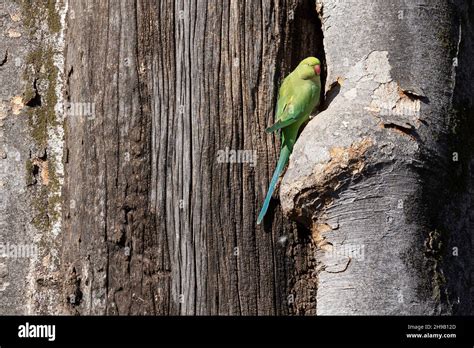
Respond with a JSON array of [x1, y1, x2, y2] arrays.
[[257, 146, 291, 224]]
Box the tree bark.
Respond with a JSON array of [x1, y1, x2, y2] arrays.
[[1, 0, 473, 316], [0, 0, 66, 314], [281, 0, 474, 314], [61, 0, 324, 315]]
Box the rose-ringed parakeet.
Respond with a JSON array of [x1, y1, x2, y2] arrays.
[[257, 57, 321, 224]]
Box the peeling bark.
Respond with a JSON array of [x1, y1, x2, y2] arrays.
[[281, 0, 474, 314], [1, 0, 473, 316], [0, 0, 66, 314]]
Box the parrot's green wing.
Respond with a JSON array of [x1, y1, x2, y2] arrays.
[[265, 77, 317, 134], [265, 105, 301, 133]]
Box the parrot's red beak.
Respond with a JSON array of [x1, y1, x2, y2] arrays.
[[314, 64, 321, 75]]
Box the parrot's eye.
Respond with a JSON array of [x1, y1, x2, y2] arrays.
[[314, 64, 321, 75]]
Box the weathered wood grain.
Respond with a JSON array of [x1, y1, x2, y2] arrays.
[[62, 0, 324, 315]]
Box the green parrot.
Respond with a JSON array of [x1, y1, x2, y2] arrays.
[[257, 57, 321, 225]]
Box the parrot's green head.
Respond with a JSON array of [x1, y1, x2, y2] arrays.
[[296, 57, 321, 80]]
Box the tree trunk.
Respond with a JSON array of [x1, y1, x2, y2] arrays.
[[281, 0, 474, 314], [1, 0, 473, 316], [61, 0, 324, 315], [0, 0, 66, 314]]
